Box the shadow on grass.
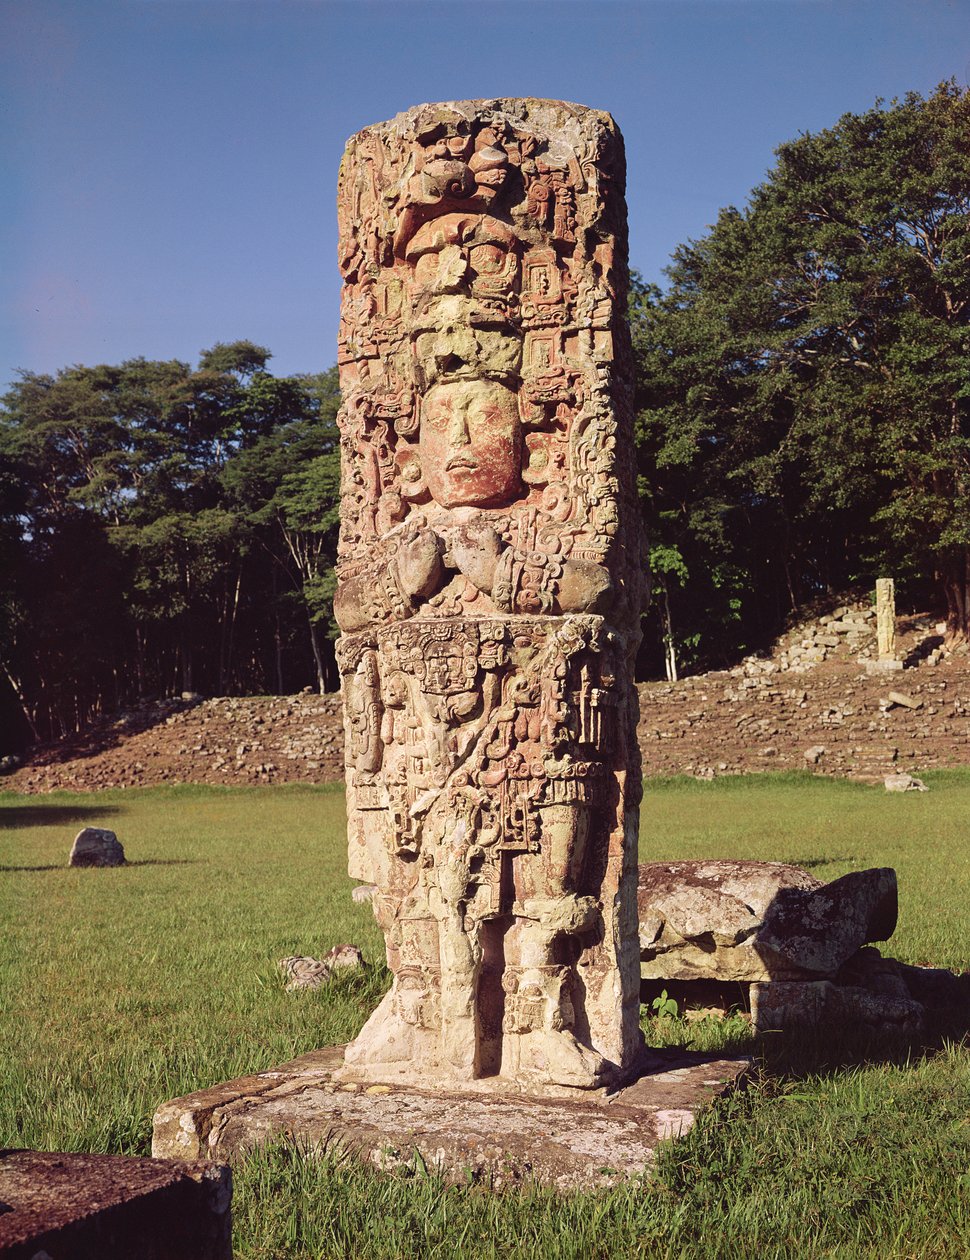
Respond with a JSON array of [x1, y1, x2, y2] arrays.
[[0, 858, 202, 872], [791, 855, 859, 869], [0, 804, 124, 828], [645, 998, 970, 1088], [126, 859, 202, 867], [0, 864, 63, 872]]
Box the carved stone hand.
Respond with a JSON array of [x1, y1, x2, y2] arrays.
[[396, 529, 445, 598], [446, 521, 503, 594]]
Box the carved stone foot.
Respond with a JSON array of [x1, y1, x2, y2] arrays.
[[514, 1029, 608, 1090], [341, 991, 432, 1070]]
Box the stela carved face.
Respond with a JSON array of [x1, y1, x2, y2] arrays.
[[419, 379, 522, 509]]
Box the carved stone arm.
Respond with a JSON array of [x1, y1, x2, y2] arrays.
[[334, 530, 445, 633]]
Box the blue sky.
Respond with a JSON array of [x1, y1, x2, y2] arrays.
[[2, 0, 968, 388]]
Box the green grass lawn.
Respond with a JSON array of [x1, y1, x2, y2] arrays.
[[3, 774, 970, 1258]]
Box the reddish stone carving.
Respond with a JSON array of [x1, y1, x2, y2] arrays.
[[335, 99, 644, 1093]]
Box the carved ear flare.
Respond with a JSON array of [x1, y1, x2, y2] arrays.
[[522, 432, 550, 486], [396, 445, 427, 500]]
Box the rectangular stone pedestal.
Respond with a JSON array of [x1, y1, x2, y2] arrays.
[[0, 1150, 231, 1260], [865, 659, 904, 675], [152, 1045, 750, 1191]]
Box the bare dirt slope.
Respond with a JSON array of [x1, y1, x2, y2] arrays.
[[4, 694, 346, 794], [5, 606, 970, 794]]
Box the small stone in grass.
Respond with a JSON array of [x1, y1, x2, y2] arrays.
[[279, 945, 365, 990], [69, 828, 125, 867]]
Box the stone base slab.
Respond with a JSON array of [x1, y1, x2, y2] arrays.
[[864, 659, 904, 674], [152, 1045, 750, 1191], [0, 1149, 231, 1260]]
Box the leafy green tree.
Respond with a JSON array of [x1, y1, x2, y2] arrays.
[[220, 368, 342, 691], [0, 363, 139, 737], [631, 277, 755, 674], [634, 81, 970, 668], [0, 345, 342, 747]]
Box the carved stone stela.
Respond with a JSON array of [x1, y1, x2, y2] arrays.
[[334, 99, 644, 1093]]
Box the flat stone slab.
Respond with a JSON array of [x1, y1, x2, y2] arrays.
[[0, 1149, 231, 1259], [152, 1045, 750, 1191]]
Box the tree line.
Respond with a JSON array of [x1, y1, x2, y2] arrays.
[[0, 342, 341, 747], [633, 81, 970, 677], [2, 83, 967, 750]]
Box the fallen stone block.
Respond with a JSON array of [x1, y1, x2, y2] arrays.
[[279, 956, 333, 990], [69, 827, 125, 867], [884, 773, 928, 792], [892, 960, 970, 1013], [0, 1149, 231, 1259], [865, 659, 904, 675], [639, 861, 897, 983], [750, 979, 924, 1035], [279, 944, 365, 990], [885, 690, 923, 710], [754, 868, 898, 977], [326, 943, 365, 970]]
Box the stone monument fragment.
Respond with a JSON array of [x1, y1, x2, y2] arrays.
[[0, 1150, 231, 1260], [636, 860, 970, 1038], [333, 99, 645, 1093], [279, 945, 366, 991], [867, 577, 903, 674], [69, 827, 126, 867], [876, 578, 896, 660], [637, 860, 898, 983]]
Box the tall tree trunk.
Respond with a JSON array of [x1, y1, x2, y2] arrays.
[[307, 613, 326, 695], [179, 622, 194, 694], [274, 614, 284, 695], [660, 577, 678, 683], [222, 569, 242, 694], [134, 626, 145, 700], [943, 549, 970, 644], [1, 661, 39, 742]]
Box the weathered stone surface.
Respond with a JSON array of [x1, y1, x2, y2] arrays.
[[0, 1150, 231, 1260], [876, 577, 897, 661], [754, 868, 897, 975], [891, 959, 970, 1014], [327, 943, 366, 969], [638, 861, 897, 982], [351, 883, 377, 904], [886, 690, 922, 710], [333, 100, 644, 1094], [279, 945, 366, 990], [279, 956, 334, 991], [884, 772, 928, 792], [750, 978, 924, 1035], [151, 1045, 749, 1191], [69, 827, 125, 867], [865, 658, 904, 675]]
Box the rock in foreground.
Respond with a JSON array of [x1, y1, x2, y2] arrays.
[[634, 860, 962, 1038], [69, 827, 126, 867], [638, 860, 897, 982], [0, 1149, 231, 1259]]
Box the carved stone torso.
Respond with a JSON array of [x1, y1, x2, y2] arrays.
[[334, 99, 644, 1093]]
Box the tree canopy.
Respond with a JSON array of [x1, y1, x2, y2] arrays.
[[0, 346, 340, 746], [633, 81, 970, 676]]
